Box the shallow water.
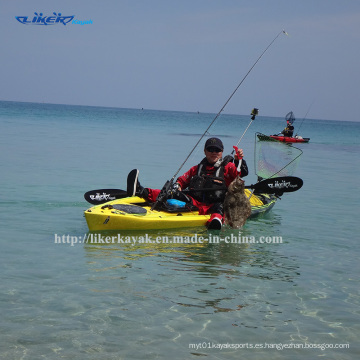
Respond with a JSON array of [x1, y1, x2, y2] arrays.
[[0, 101, 359, 359]]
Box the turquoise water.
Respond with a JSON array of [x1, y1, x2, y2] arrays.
[[0, 101, 359, 359]]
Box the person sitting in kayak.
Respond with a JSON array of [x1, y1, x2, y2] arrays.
[[127, 137, 248, 230], [281, 120, 294, 137]]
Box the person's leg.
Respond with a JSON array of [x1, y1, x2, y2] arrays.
[[127, 169, 149, 198], [206, 202, 224, 230]]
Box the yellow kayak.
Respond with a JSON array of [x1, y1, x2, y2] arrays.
[[84, 189, 277, 231]]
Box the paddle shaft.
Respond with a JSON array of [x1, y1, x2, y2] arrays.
[[84, 176, 303, 204]]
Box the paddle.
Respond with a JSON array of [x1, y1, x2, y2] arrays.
[[84, 176, 303, 205], [182, 176, 303, 196], [246, 176, 303, 195], [84, 189, 128, 205]]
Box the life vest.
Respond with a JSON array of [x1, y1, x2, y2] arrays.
[[282, 125, 294, 137], [189, 157, 230, 204]]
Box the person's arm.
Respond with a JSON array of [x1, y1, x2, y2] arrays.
[[233, 158, 249, 177], [233, 147, 248, 177], [176, 165, 198, 190], [240, 159, 249, 177]]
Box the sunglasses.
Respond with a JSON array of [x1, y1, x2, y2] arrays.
[[206, 147, 222, 153]]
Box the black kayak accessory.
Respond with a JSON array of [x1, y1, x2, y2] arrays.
[[151, 180, 172, 210], [84, 176, 303, 205]]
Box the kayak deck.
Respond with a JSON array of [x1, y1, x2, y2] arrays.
[[84, 190, 277, 231]]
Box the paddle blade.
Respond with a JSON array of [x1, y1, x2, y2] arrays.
[[84, 189, 128, 205], [249, 176, 303, 195]]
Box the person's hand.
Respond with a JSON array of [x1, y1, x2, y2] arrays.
[[168, 182, 181, 197], [233, 146, 244, 160]]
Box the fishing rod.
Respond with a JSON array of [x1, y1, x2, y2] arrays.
[[235, 108, 259, 147], [232, 108, 258, 171], [151, 30, 288, 210], [295, 99, 315, 136]]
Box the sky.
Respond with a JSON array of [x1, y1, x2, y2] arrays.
[[1, 0, 360, 121]]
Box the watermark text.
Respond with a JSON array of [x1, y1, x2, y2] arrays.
[[54, 233, 283, 247], [189, 342, 350, 351]]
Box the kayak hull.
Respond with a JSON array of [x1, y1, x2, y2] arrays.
[[256, 133, 310, 143], [269, 135, 310, 143], [84, 190, 277, 231]]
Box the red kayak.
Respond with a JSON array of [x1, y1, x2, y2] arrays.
[[257, 133, 310, 143], [270, 135, 310, 143]]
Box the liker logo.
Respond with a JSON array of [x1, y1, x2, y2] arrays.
[[15, 12, 92, 26], [16, 12, 74, 25]]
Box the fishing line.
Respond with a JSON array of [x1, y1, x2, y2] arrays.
[[170, 30, 288, 182]]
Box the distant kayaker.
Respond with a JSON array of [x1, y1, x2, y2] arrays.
[[127, 137, 248, 230], [281, 120, 294, 137]]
